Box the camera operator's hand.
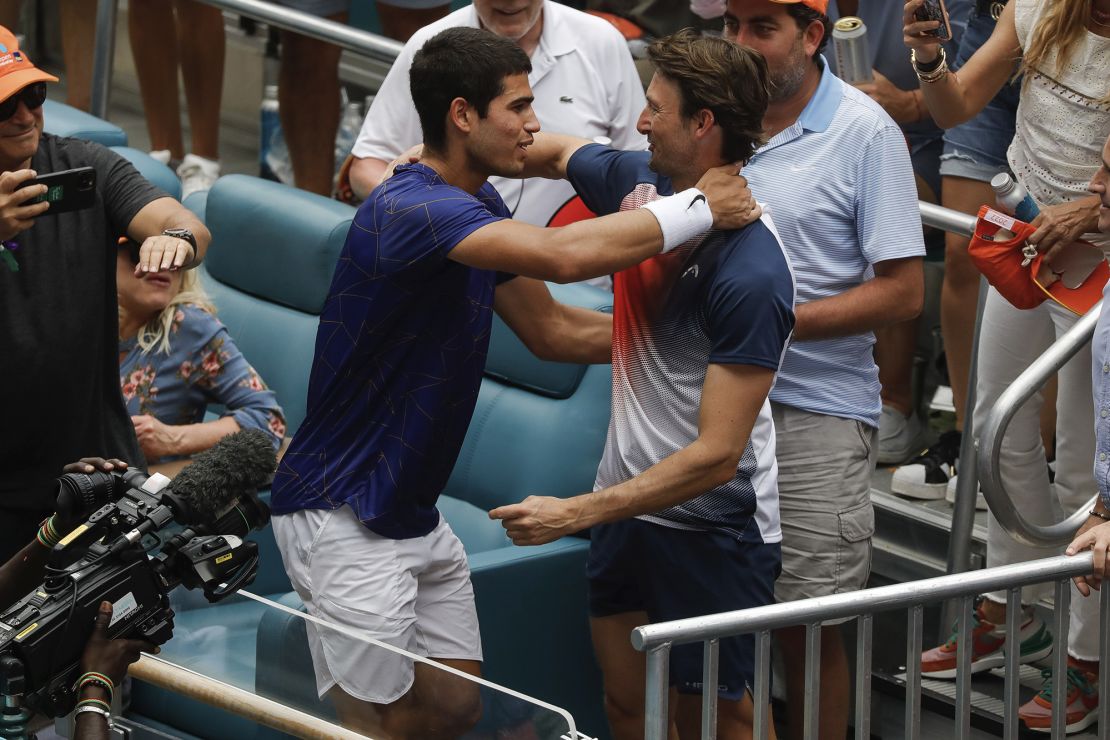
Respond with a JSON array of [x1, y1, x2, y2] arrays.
[[80, 601, 160, 687], [0, 169, 50, 241], [57, 457, 129, 532]]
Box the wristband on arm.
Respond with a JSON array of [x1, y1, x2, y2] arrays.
[[641, 188, 713, 254]]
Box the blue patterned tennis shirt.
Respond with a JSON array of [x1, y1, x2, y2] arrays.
[[272, 163, 510, 539]]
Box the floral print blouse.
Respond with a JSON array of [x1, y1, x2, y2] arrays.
[[119, 303, 286, 463]]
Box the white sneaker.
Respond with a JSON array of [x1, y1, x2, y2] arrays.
[[891, 429, 960, 500], [945, 475, 988, 511], [177, 154, 220, 200], [878, 405, 926, 465], [149, 149, 172, 165]]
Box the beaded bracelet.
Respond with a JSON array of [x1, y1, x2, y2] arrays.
[[36, 515, 61, 549], [1089, 508, 1110, 522], [77, 671, 114, 703]]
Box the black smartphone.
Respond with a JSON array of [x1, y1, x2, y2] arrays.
[[915, 0, 952, 42], [17, 166, 97, 214]]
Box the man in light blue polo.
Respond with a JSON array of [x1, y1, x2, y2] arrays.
[[722, 1, 924, 737]]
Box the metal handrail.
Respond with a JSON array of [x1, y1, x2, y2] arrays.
[[91, 0, 404, 119], [977, 300, 1103, 547], [633, 552, 1110, 740]]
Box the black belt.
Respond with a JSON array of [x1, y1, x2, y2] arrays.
[[975, 0, 1008, 20]]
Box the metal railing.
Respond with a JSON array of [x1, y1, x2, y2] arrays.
[[978, 301, 1103, 547], [90, 0, 404, 119], [633, 552, 1109, 740]]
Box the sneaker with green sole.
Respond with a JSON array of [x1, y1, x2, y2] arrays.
[[1018, 661, 1099, 734], [920, 602, 1053, 679]]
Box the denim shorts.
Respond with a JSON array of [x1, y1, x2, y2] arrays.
[[587, 518, 781, 701], [939, 11, 1022, 183]]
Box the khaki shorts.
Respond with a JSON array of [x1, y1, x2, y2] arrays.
[[273, 506, 482, 704], [771, 403, 876, 609]]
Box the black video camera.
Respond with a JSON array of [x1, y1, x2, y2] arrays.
[[0, 429, 276, 716]]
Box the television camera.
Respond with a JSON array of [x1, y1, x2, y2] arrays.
[[0, 429, 277, 717]]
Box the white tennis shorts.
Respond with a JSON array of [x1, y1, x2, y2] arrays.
[[272, 506, 482, 704]]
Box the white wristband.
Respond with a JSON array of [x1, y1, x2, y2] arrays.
[[641, 188, 713, 254]]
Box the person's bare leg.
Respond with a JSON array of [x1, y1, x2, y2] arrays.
[[375, 1, 449, 42], [676, 690, 775, 740], [280, 15, 346, 196], [329, 658, 482, 739], [591, 611, 687, 740], [174, 0, 224, 160], [776, 624, 849, 740], [59, 0, 95, 111], [876, 317, 920, 417], [129, 0, 184, 158], [940, 176, 994, 433]]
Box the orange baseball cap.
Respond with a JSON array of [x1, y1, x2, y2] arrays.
[[771, 0, 830, 13], [0, 26, 57, 103]]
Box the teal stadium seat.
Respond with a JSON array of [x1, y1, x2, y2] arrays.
[[42, 99, 127, 147], [129, 175, 614, 739], [110, 146, 182, 201]]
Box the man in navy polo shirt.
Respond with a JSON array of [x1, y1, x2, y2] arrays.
[[491, 30, 794, 739], [270, 27, 758, 739]]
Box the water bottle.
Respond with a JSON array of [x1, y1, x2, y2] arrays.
[[259, 84, 281, 181], [334, 89, 363, 180], [991, 173, 1040, 223]]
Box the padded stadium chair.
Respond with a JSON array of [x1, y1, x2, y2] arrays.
[[42, 99, 127, 147], [110, 146, 182, 201]]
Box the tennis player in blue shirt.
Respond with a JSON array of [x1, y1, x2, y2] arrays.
[[270, 26, 759, 739]]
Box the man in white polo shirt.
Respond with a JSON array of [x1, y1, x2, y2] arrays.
[[347, 0, 646, 288], [722, 1, 924, 737]]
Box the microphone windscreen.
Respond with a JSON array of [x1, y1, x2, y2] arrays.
[[170, 429, 277, 522]]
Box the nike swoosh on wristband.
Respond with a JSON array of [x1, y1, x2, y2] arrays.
[[688, 194, 707, 210]]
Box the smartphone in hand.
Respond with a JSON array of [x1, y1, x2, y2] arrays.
[[914, 0, 952, 42], [17, 166, 97, 214]]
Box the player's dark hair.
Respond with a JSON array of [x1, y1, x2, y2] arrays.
[[410, 27, 532, 152], [784, 4, 831, 61], [647, 29, 769, 164]]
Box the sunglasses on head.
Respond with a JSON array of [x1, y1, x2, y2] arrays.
[[0, 82, 46, 121]]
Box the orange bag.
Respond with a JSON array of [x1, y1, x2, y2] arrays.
[[967, 205, 1107, 315]]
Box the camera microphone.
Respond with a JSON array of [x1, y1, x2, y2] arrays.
[[167, 428, 277, 524], [105, 429, 277, 555]]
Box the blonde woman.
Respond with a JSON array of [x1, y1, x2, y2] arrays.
[[905, 0, 1110, 730], [116, 239, 285, 465]]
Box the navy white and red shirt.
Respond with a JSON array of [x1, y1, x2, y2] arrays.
[[567, 144, 796, 543]]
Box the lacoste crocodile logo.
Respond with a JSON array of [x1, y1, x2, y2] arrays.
[[560, 96, 574, 103]]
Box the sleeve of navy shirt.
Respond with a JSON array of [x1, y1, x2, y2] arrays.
[[705, 225, 796, 370], [352, 169, 511, 269], [565, 143, 657, 216]]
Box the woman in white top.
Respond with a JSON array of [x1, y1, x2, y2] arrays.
[[904, 0, 1110, 731]]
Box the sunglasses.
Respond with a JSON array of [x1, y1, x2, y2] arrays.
[[0, 82, 46, 121]]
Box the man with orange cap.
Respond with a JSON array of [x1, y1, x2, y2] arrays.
[[0, 26, 211, 563], [716, 1, 925, 737]]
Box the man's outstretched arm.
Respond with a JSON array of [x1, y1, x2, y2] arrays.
[[449, 163, 755, 284], [494, 277, 612, 364], [489, 362, 775, 545]]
